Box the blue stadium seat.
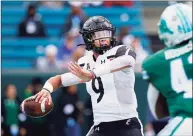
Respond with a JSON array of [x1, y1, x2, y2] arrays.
[[2, 27, 60, 37], [2, 50, 43, 59], [2, 60, 33, 69], [2, 6, 140, 16], [2, 38, 60, 47], [2, 27, 146, 38], [1, 1, 24, 6]]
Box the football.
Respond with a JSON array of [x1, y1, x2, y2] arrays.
[[20, 96, 54, 118]]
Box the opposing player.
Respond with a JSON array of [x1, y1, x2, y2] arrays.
[[142, 3, 192, 136], [34, 16, 143, 136]]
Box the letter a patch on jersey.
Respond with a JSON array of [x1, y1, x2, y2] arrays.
[[101, 60, 105, 64], [87, 63, 90, 70]]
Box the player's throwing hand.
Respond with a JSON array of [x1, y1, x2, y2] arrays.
[[35, 89, 52, 105]]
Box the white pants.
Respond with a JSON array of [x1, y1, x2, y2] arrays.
[[157, 116, 192, 136]]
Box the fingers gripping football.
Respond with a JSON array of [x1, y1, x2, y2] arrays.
[[21, 90, 53, 118], [35, 89, 52, 105]]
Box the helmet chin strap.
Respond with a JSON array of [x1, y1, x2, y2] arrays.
[[91, 37, 115, 55], [93, 44, 111, 55]]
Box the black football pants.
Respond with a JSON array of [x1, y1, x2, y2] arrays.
[[87, 117, 143, 136]]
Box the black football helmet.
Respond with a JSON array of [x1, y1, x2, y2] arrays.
[[80, 16, 116, 54]]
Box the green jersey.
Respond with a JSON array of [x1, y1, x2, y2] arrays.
[[142, 40, 192, 118]]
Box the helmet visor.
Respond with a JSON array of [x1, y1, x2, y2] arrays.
[[92, 30, 112, 40]]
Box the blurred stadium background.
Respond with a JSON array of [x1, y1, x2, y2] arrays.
[[1, 1, 192, 136]]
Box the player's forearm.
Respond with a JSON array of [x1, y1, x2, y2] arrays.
[[61, 72, 82, 86], [43, 75, 62, 93], [93, 55, 135, 77], [48, 75, 62, 90], [43, 73, 82, 93]]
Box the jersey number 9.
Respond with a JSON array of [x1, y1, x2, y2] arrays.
[[92, 77, 104, 103]]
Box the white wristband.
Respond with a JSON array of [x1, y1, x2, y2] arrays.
[[43, 81, 54, 93]]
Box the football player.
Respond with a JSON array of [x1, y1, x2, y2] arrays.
[[35, 16, 144, 136], [142, 3, 192, 136]]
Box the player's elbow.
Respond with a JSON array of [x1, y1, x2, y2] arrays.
[[49, 75, 61, 81]]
